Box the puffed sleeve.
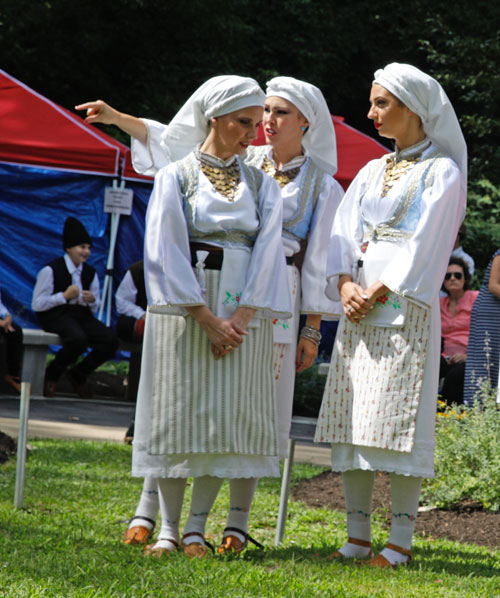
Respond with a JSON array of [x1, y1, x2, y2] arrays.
[[324, 162, 372, 301], [239, 175, 292, 319], [144, 165, 205, 313], [380, 159, 466, 307], [131, 119, 170, 176], [300, 175, 344, 318]]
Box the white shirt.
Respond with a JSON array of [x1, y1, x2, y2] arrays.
[[115, 270, 146, 319], [32, 253, 100, 314]]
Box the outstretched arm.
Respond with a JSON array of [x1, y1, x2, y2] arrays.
[[75, 100, 147, 144]]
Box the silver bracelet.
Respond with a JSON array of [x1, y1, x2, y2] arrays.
[[300, 325, 322, 347]]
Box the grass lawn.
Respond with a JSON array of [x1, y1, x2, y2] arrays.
[[0, 440, 498, 597]]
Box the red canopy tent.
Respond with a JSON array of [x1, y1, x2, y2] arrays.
[[0, 69, 130, 176]]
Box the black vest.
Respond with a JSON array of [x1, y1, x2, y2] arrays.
[[36, 257, 96, 328], [128, 260, 147, 311]]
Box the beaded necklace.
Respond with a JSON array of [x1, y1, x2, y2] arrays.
[[198, 159, 241, 202], [261, 156, 301, 188], [381, 156, 420, 197]]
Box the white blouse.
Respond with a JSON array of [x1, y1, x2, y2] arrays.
[[145, 152, 291, 320]]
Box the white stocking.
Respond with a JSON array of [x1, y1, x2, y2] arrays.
[[379, 473, 422, 565], [338, 469, 374, 557], [225, 478, 258, 543], [152, 477, 187, 552], [128, 476, 159, 531], [183, 476, 224, 545]]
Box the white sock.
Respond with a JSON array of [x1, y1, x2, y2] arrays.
[[150, 477, 187, 551], [379, 473, 422, 565], [338, 470, 374, 557], [225, 478, 258, 543], [183, 476, 223, 545], [129, 476, 159, 531]]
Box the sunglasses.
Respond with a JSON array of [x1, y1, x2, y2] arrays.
[[444, 272, 463, 280]]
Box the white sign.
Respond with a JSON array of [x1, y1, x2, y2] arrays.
[[104, 187, 134, 215]]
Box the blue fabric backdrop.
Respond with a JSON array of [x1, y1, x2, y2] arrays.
[[0, 162, 152, 329]]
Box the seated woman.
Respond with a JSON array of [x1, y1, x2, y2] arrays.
[[439, 257, 478, 405]]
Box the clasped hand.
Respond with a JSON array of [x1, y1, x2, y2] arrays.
[[340, 280, 375, 323]]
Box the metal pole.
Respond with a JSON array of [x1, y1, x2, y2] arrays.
[[14, 381, 31, 508], [274, 438, 296, 546], [98, 179, 123, 326]]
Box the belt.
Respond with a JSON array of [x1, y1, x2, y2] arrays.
[[286, 255, 295, 265], [190, 242, 223, 270]]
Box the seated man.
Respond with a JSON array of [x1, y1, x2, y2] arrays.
[[115, 259, 146, 442], [0, 290, 23, 393], [116, 260, 146, 342], [32, 217, 118, 398]]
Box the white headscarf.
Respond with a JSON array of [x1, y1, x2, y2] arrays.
[[373, 63, 467, 178], [160, 75, 265, 162], [265, 76, 338, 176]]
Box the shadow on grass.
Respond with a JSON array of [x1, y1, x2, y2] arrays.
[[241, 543, 500, 579]]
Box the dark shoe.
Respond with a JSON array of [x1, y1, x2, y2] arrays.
[[124, 420, 135, 444], [43, 379, 57, 398], [67, 369, 92, 398], [4, 374, 21, 394]]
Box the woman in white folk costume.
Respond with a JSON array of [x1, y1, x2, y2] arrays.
[[77, 77, 343, 550], [314, 63, 467, 568], [114, 76, 291, 557]]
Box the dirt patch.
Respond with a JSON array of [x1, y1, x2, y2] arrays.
[[293, 471, 500, 548], [0, 431, 16, 464]]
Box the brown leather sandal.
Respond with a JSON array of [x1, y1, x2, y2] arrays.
[[144, 538, 179, 557], [217, 527, 264, 555], [122, 516, 155, 545], [181, 532, 215, 559], [361, 543, 412, 568], [326, 537, 373, 560]]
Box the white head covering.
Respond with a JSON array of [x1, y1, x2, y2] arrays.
[[373, 63, 467, 178], [265, 76, 337, 176], [160, 75, 265, 162]]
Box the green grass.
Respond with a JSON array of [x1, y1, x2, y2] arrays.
[[0, 441, 498, 597]]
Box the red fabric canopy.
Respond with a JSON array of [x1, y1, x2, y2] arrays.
[[0, 69, 128, 177]]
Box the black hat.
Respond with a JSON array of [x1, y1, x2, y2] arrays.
[[63, 217, 92, 249]]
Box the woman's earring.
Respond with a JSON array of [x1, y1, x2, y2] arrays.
[[301, 125, 308, 133]]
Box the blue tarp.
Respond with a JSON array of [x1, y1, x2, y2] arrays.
[[0, 162, 152, 329]]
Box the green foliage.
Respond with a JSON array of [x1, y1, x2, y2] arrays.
[[292, 363, 326, 418], [461, 180, 500, 283], [422, 386, 500, 511]]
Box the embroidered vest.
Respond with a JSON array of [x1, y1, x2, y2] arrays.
[[360, 150, 447, 244], [245, 146, 325, 242], [175, 153, 263, 248]]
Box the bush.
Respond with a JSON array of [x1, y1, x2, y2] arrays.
[[292, 363, 327, 418], [421, 383, 500, 511]]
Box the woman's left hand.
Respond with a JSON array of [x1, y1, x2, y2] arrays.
[[295, 337, 318, 372]]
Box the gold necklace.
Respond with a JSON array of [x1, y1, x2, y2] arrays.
[[261, 156, 301, 188], [199, 160, 241, 202], [381, 156, 420, 197]]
